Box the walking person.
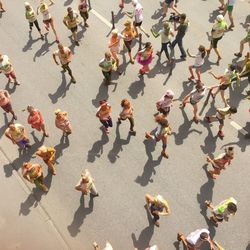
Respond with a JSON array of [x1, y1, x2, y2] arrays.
[[145, 194, 170, 227], [53, 43, 76, 83], [205, 106, 237, 138], [162, 0, 180, 18], [22, 162, 48, 192], [37, 0, 59, 42], [117, 99, 136, 135], [24, 2, 44, 40], [93, 241, 113, 250], [155, 89, 174, 116], [177, 229, 215, 250], [0, 90, 17, 120], [171, 13, 189, 60], [75, 169, 99, 197], [125, 0, 150, 38], [122, 20, 136, 64], [27, 105, 49, 137], [145, 114, 172, 158], [206, 147, 234, 179], [78, 0, 89, 27], [234, 23, 250, 58], [223, 0, 236, 30], [136, 42, 153, 75], [63, 7, 80, 46], [239, 52, 250, 96], [5, 123, 31, 149], [99, 52, 115, 84], [55, 109, 72, 136], [187, 45, 206, 82], [205, 197, 237, 226], [151, 22, 174, 62], [0, 1, 5, 12], [0, 54, 20, 85], [206, 15, 227, 65], [96, 100, 113, 134], [35, 145, 56, 175]]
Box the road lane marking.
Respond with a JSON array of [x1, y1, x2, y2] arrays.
[[90, 9, 113, 29], [230, 121, 248, 135]]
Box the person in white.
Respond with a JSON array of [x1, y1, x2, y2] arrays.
[[93, 241, 113, 250]]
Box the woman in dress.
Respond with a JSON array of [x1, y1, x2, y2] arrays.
[[136, 42, 153, 75]]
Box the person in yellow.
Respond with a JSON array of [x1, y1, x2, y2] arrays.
[[5, 123, 31, 149], [22, 162, 48, 192], [24, 2, 44, 40], [35, 145, 56, 175], [63, 7, 80, 46], [207, 15, 227, 65], [145, 194, 170, 227]]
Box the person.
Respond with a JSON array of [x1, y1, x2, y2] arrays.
[[205, 197, 237, 226], [180, 82, 213, 123], [122, 20, 136, 64], [5, 123, 31, 149], [108, 29, 124, 73], [223, 0, 236, 30], [0, 1, 5, 12], [187, 45, 206, 82], [22, 162, 48, 192], [53, 43, 76, 83], [24, 2, 44, 40], [151, 22, 174, 62], [99, 52, 115, 84], [119, 0, 125, 8], [145, 114, 171, 158], [171, 13, 189, 59], [0, 54, 20, 85], [63, 7, 80, 46], [37, 0, 59, 42], [206, 147, 234, 179], [162, 0, 180, 18], [27, 105, 49, 137], [78, 0, 89, 27], [145, 194, 170, 227], [75, 169, 99, 197], [117, 99, 136, 135], [155, 89, 174, 116], [234, 23, 250, 58], [136, 42, 153, 75], [0, 90, 17, 120], [55, 109, 72, 136], [96, 100, 113, 134], [35, 145, 56, 175], [209, 65, 240, 107], [218, 0, 225, 10], [207, 15, 227, 65], [177, 229, 215, 250], [93, 241, 113, 250], [125, 0, 150, 38], [239, 52, 250, 97]]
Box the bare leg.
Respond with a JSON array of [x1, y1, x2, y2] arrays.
[[139, 26, 150, 38]]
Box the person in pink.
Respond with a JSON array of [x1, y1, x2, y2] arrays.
[[0, 89, 17, 120], [156, 89, 174, 116], [27, 105, 49, 137], [136, 42, 153, 75], [54, 109, 72, 136]]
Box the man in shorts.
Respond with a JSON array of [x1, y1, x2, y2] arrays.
[[53, 43, 76, 83], [99, 52, 115, 84], [0, 54, 20, 85], [234, 23, 250, 58], [63, 7, 80, 46], [207, 15, 227, 65], [223, 0, 236, 29], [0, 89, 17, 120]]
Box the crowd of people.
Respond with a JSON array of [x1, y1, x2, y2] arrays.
[[0, 0, 250, 249]]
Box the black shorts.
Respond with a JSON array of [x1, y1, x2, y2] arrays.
[[124, 40, 132, 52], [216, 116, 224, 125], [80, 11, 89, 20], [70, 26, 78, 33], [211, 36, 222, 49], [134, 21, 142, 27], [219, 84, 229, 90]]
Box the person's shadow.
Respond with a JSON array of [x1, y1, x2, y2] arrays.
[[5, 80, 17, 94], [135, 139, 162, 186], [67, 194, 94, 237], [208, 9, 220, 23], [92, 82, 110, 108], [87, 130, 109, 162], [107, 123, 132, 163], [48, 72, 73, 104], [54, 135, 70, 162], [22, 31, 41, 52], [64, 0, 73, 6], [0, 113, 9, 138], [127, 76, 146, 99], [131, 205, 155, 250]]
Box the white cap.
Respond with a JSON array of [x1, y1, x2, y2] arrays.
[[217, 14, 224, 22], [111, 29, 118, 35], [24, 2, 30, 7], [132, 0, 138, 5]]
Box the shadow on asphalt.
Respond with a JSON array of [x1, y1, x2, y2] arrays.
[[127, 76, 146, 99], [54, 134, 70, 162], [22, 31, 41, 53]]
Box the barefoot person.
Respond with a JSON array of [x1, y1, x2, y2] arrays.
[[35, 145, 56, 175], [53, 43, 76, 83], [206, 147, 234, 179], [0, 90, 17, 120], [22, 162, 48, 192], [55, 109, 72, 136], [205, 197, 237, 226], [136, 42, 153, 75], [27, 105, 49, 137], [145, 194, 170, 227], [78, 0, 89, 27]]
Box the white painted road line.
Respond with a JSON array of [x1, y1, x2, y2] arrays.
[[90, 9, 113, 29], [230, 121, 248, 135]]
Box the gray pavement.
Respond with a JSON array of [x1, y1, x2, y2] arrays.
[[0, 0, 250, 249]]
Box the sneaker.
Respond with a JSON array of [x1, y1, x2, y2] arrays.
[[205, 116, 211, 123], [117, 119, 121, 124], [40, 34, 44, 40], [218, 130, 224, 138], [14, 80, 20, 86], [75, 41, 80, 46], [188, 76, 194, 81], [129, 130, 136, 136], [85, 23, 89, 28], [234, 52, 242, 58], [180, 55, 186, 60], [71, 77, 76, 83], [161, 152, 169, 158]]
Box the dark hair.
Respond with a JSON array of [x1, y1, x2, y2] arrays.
[[67, 7, 73, 12], [200, 232, 208, 240], [144, 42, 152, 49], [229, 107, 237, 114], [229, 64, 237, 72], [180, 13, 186, 20], [227, 202, 237, 213], [228, 147, 234, 151], [199, 45, 206, 59]]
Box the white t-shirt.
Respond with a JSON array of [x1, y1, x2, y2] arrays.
[[186, 229, 210, 248], [190, 87, 206, 103], [228, 0, 236, 6], [42, 9, 51, 20], [0, 55, 13, 74], [134, 3, 143, 23], [194, 52, 204, 67], [159, 28, 173, 43], [103, 242, 113, 250]]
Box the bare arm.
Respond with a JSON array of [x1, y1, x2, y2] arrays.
[[53, 53, 59, 65]]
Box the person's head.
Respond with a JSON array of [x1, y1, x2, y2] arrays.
[[38, 145, 47, 153], [8, 123, 16, 131], [105, 52, 112, 60], [163, 21, 170, 32], [22, 162, 30, 169], [144, 42, 152, 51], [216, 14, 224, 23], [179, 13, 186, 23], [67, 7, 73, 16], [27, 105, 35, 114], [225, 146, 234, 159], [132, 0, 138, 7], [228, 63, 237, 72], [99, 100, 109, 110], [24, 2, 31, 10], [121, 99, 131, 108], [195, 82, 205, 92], [124, 20, 132, 29], [58, 43, 64, 52], [164, 89, 174, 99], [199, 232, 209, 241], [229, 107, 237, 114], [227, 202, 237, 214], [55, 109, 64, 119], [198, 45, 206, 58], [111, 29, 118, 38]]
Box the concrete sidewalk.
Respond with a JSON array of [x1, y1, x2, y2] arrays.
[[0, 148, 69, 250]]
